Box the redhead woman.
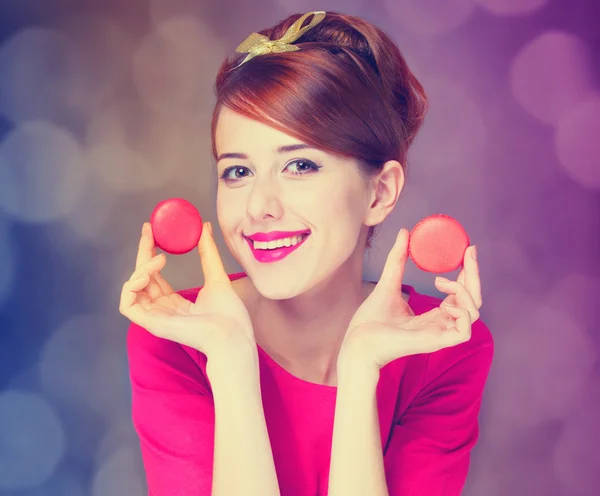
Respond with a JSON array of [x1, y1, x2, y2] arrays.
[[120, 11, 493, 496]]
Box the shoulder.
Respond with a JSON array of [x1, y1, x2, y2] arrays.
[[126, 272, 249, 387], [126, 287, 203, 390], [405, 284, 494, 386]]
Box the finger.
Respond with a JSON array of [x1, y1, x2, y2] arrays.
[[442, 304, 472, 344], [437, 278, 479, 322], [457, 266, 465, 287], [152, 296, 179, 313], [123, 272, 151, 296], [136, 223, 155, 268], [198, 222, 229, 287], [377, 228, 409, 294], [135, 223, 164, 299], [129, 254, 167, 302], [125, 302, 169, 336], [139, 293, 154, 310], [154, 271, 174, 295], [463, 246, 482, 309], [130, 253, 166, 281], [435, 278, 480, 323], [119, 273, 151, 316]]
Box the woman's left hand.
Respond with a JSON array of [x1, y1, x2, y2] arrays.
[[339, 228, 482, 370]]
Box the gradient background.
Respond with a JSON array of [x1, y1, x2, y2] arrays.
[[0, 0, 599, 495]]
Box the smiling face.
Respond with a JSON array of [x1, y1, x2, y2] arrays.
[[215, 106, 375, 300]]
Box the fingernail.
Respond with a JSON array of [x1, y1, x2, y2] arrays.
[[142, 223, 148, 235], [435, 276, 449, 283], [471, 245, 477, 261]]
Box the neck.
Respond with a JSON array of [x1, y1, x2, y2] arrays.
[[246, 250, 377, 385]]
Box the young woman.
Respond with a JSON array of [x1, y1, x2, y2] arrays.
[[120, 11, 493, 496]]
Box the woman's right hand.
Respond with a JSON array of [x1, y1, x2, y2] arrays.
[[119, 222, 256, 357]]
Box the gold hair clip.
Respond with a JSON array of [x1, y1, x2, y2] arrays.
[[232, 11, 326, 69]]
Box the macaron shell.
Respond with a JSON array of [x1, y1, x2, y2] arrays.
[[408, 214, 469, 273], [150, 198, 203, 255]]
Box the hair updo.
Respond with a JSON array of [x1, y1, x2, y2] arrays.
[[211, 11, 428, 249]]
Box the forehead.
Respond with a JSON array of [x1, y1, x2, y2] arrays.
[[215, 107, 305, 153]]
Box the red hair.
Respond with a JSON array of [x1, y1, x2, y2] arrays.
[[211, 11, 428, 248]]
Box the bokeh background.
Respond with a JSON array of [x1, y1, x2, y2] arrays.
[[0, 0, 599, 494]]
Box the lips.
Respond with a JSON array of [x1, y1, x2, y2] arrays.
[[245, 232, 311, 263], [245, 230, 311, 243], [246, 232, 310, 245]]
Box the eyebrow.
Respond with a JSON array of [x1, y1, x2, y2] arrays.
[[217, 144, 317, 163]]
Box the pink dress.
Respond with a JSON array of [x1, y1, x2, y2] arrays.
[[127, 272, 494, 496]]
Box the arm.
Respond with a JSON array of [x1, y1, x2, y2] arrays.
[[128, 323, 280, 496], [207, 342, 280, 496], [328, 359, 388, 496], [329, 320, 493, 496], [383, 335, 493, 496]]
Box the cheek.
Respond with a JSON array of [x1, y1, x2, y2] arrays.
[[215, 194, 236, 234], [318, 194, 364, 238], [328, 185, 368, 217], [216, 189, 242, 219]]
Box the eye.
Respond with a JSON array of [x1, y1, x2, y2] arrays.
[[219, 159, 322, 183], [220, 166, 249, 181], [285, 159, 322, 175]]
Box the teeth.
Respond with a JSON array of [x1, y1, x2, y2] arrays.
[[252, 234, 308, 250]]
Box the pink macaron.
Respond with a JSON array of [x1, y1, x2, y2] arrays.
[[150, 198, 203, 255], [408, 214, 470, 273]]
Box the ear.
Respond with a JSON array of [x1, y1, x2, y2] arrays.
[[364, 160, 405, 227]]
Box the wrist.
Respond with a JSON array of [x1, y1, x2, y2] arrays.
[[206, 340, 260, 382], [337, 350, 380, 387]]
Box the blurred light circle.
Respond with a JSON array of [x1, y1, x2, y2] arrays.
[[473, 0, 547, 16], [510, 31, 594, 126], [0, 391, 66, 489], [86, 99, 144, 146], [132, 17, 225, 118], [554, 94, 600, 191], [86, 101, 191, 187], [381, 0, 476, 36], [553, 379, 600, 494], [60, 178, 119, 245], [57, 15, 134, 120], [0, 28, 82, 123], [39, 315, 130, 418], [0, 121, 87, 222], [92, 446, 146, 496], [88, 143, 165, 192], [96, 421, 139, 467]]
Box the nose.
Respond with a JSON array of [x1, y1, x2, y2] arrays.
[[246, 176, 284, 222]]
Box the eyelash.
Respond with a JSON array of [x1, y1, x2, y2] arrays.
[[219, 159, 322, 183]]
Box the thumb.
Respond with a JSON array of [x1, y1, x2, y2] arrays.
[[377, 228, 409, 293], [197, 222, 228, 288]]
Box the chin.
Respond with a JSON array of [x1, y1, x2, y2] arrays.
[[248, 272, 310, 301]]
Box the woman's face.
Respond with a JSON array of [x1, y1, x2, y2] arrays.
[[214, 107, 374, 300]]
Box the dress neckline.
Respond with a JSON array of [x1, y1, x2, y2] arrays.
[[228, 272, 416, 390]]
